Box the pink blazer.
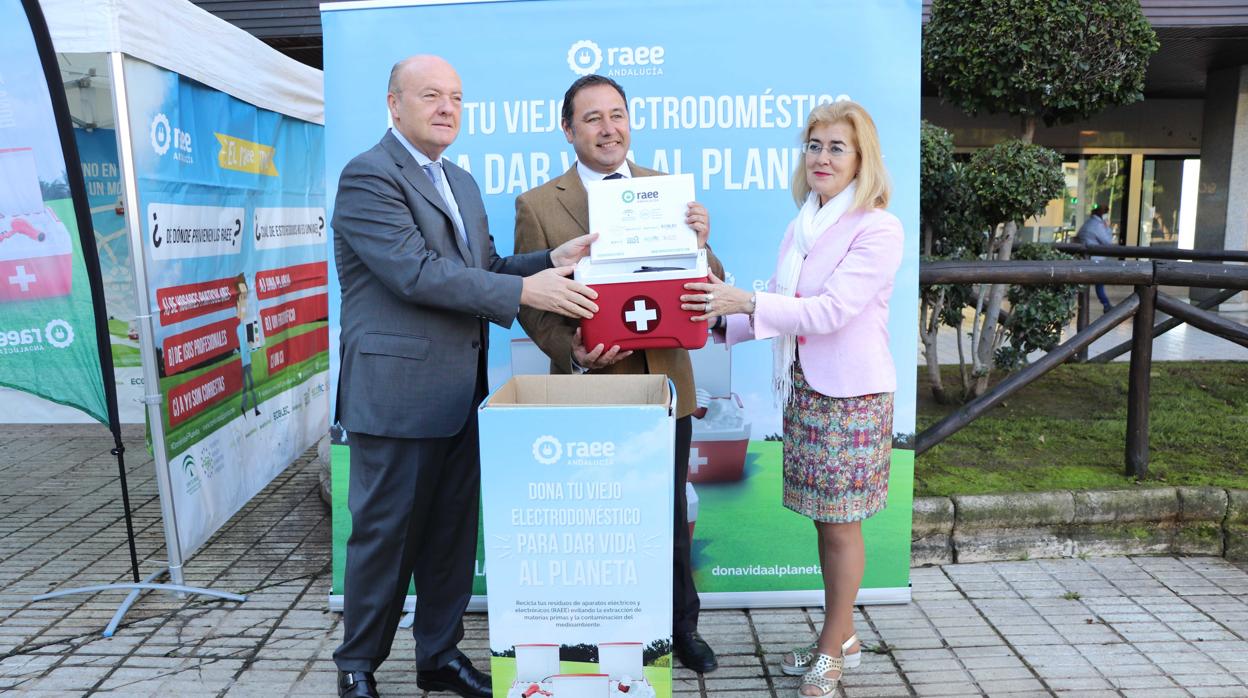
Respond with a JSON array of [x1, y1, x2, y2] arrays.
[[724, 207, 904, 398]]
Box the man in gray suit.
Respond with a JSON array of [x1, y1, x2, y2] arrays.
[[332, 55, 599, 698]]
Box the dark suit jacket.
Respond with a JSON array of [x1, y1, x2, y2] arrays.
[[513, 162, 724, 419], [334, 131, 550, 438]]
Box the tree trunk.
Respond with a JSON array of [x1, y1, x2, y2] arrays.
[[921, 290, 948, 403], [972, 220, 1018, 397], [924, 222, 933, 257], [1022, 116, 1036, 144], [956, 316, 970, 400]]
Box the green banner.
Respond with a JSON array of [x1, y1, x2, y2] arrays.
[[0, 0, 108, 424]]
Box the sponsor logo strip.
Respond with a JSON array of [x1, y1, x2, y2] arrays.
[[156, 276, 239, 326], [260, 294, 328, 336], [167, 359, 242, 428], [255, 261, 328, 300], [162, 317, 240, 376], [266, 326, 329, 375]]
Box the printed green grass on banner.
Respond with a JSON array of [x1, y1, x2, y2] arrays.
[[332, 445, 488, 597], [691, 443, 913, 593], [111, 343, 141, 367], [489, 656, 671, 698]]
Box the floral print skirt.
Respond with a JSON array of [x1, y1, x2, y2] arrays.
[[782, 364, 893, 523]]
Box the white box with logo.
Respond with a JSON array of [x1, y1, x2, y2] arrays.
[[479, 374, 675, 697]]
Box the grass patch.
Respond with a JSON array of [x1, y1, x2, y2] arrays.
[[915, 362, 1248, 497]]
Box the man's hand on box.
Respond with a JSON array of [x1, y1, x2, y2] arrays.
[[572, 328, 633, 369], [686, 202, 710, 249], [550, 233, 598, 267], [521, 266, 599, 319]]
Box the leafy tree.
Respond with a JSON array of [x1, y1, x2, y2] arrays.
[[643, 638, 672, 665], [963, 140, 1065, 396], [924, 0, 1158, 142], [921, 0, 1157, 401], [560, 643, 598, 663], [996, 244, 1081, 370], [920, 121, 957, 257], [919, 122, 984, 402], [40, 176, 70, 201]]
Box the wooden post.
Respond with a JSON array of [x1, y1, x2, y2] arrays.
[[1125, 284, 1157, 479], [1075, 286, 1090, 363]]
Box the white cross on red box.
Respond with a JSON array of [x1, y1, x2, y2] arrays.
[[623, 298, 658, 332], [8, 265, 36, 292]]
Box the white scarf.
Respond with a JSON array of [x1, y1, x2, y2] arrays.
[[772, 181, 857, 406]]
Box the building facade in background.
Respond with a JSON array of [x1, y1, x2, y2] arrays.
[[193, 0, 1248, 261]]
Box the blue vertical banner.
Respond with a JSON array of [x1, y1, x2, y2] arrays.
[[324, 0, 920, 604], [123, 57, 329, 557]]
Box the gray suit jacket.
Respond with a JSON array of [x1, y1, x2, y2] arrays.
[[334, 131, 551, 438]]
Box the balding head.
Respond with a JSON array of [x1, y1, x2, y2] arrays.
[[388, 55, 456, 96], [386, 55, 463, 161]]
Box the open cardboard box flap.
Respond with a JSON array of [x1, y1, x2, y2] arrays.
[[486, 374, 671, 410]]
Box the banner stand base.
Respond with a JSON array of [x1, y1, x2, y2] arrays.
[[32, 567, 247, 637]]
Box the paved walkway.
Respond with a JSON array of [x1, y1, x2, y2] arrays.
[[1, 425, 1247, 697]]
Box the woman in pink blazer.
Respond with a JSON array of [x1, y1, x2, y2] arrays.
[[682, 101, 903, 697]]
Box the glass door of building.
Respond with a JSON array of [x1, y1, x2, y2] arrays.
[[1023, 154, 1129, 245], [1139, 157, 1200, 249]]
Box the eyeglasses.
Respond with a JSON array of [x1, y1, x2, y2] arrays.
[[803, 141, 855, 158]]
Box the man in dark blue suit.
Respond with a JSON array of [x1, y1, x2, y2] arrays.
[[331, 55, 598, 698]]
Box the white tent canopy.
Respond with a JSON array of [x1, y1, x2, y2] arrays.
[[42, 0, 323, 124]]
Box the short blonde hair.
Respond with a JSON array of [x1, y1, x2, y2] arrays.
[[791, 101, 890, 212]]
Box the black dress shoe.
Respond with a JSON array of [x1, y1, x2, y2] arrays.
[[416, 655, 492, 697], [338, 670, 379, 698], [674, 631, 718, 673]]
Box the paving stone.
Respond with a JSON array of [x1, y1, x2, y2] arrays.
[[1045, 676, 1116, 691], [974, 678, 1049, 694], [7, 426, 1248, 697], [912, 682, 982, 696]]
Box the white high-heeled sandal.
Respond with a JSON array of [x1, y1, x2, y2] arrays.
[[780, 633, 860, 675], [798, 653, 843, 696]]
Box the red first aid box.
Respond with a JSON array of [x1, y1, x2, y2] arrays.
[[688, 343, 752, 484], [574, 250, 709, 351]]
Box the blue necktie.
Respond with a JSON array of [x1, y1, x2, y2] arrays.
[[422, 161, 467, 248], [604, 172, 625, 180]]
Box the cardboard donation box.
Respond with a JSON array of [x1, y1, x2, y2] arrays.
[[688, 344, 751, 483], [579, 174, 708, 352], [480, 375, 676, 698], [0, 148, 73, 302]]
